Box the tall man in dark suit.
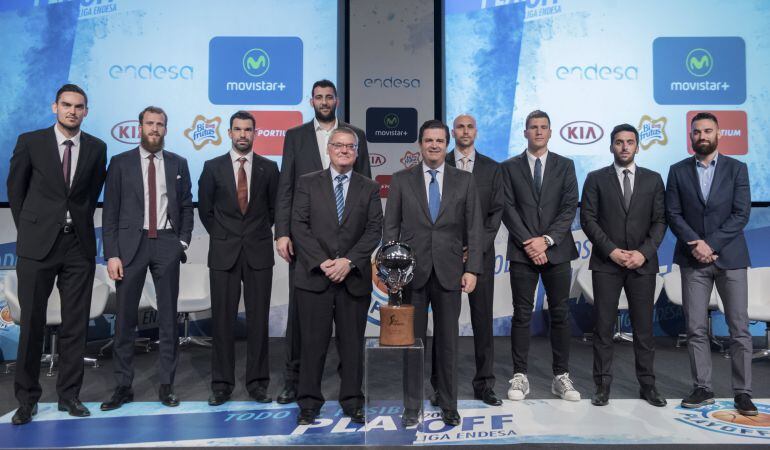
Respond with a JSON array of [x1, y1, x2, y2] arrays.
[[443, 114, 503, 406], [274, 79, 371, 404], [580, 124, 667, 407], [7, 84, 107, 425], [500, 110, 580, 402], [666, 112, 756, 416], [198, 111, 279, 406], [291, 127, 382, 425], [101, 106, 194, 410], [384, 119, 483, 427]]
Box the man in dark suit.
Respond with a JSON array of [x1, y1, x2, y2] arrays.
[[7, 84, 107, 425], [384, 119, 483, 427], [100, 106, 194, 410], [198, 111, 279, 406], [274, 79, 371, 404], [666, 112, 756, 416], [580, 123, 667, 407], [291, 127, 382, 425], [442, 114, 503, 406], [500, 110, 580, 402]]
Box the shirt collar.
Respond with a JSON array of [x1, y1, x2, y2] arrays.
[[139, 146, 163, 160], [526, 149, 548, 164], [230, 149, 253, 164], [330, 165, 352, 180], [695, 152, 718, 169], [614, 162, 636, 176], [314, 117, 338, 132], [454, 148, 476, 163], [53, 124, 81, 148], [423, 162, 445, 174]]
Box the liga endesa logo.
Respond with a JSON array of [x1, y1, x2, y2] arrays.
[[686, 110, 748, 155], [247, 111, 303, 156], [675, 401, 770, 439]]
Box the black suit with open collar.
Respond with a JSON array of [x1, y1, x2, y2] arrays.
[[7, 125, 106, 407], [383, 163, 483, 411], [500, 150, 578, 376], [198, 151, 279, 395], [580, 164, 666, 389], [275, 119, 371, 388], [290, 168, 382, 412]]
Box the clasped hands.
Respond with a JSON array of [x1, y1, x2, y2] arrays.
[[320, 258, 351, 283], [609, 249, 647, 270], [687, 239, 718, 264], [523, 236, 549, 266]]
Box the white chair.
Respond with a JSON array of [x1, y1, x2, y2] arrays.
[[716, 267, 770, 361], [662, 264, 724, 352]]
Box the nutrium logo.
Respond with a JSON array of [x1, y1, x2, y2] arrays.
[[686, 48, 713, 77], [183, 115, 222, 151], [400, 150, 422, 168], [243, 48, 269, 77], [675, 401, 770, 439], [637, 115, 667, 150]]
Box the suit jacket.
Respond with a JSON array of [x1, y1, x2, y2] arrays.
[[383, 164, 483, 291], [198, 152, 279, 271], [291, 169, 382, 297], [446, 150, 503, 254], [500, 151, 579, 265], [7, 126, 107, 260], [102, 147, 194, 266], [580, 165, 666, 274], [275, 120, 371, 238], [665, 154, 751, 270]]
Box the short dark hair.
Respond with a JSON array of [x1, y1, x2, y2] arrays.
[[525, 110, 550, 129], [691, 112, 719, 128], [229, 110, 255, 129], [610, 123, 639, 145], [418, 119, 450, 143], [139, 106, 168, 126], [55, 83, 88, 106], [311, 79, 337, 97]]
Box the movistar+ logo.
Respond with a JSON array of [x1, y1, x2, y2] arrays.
[[384, 113, 399, 129], [686, 48, 713, 77], [243, 48, 270, 77]]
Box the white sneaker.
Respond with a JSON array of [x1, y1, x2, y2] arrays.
[[507, 373, 530, 401], [552, 373, 581, 401]]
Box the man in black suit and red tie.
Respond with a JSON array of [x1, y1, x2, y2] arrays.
[[198, 111, 279, 406], [7, 84, 107, 425], [274, 79, 371, 404], [580, 123, 667, 407], [100, 106, 194, 410]]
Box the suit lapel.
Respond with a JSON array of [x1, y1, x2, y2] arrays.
[[69, 133, 90, 193], [687, 156, 707, 205], [247, 156, 264, 214], [517, 152, 538, 203], [538, 152, 557, 202], [320, 169, 337, 222], [129, 148, 145, 205], [627, 166, 643, 211], [304, 122, 324, 170], [409, 165, 431, 221], [45, 127, 68, 193], [704, 154, 725, 205], [435, 166, 455, 223], [341, 172, 362, 225], [606, 165, 627, 213], [220, 154, 239, 212], [164, 152, 178, 213]]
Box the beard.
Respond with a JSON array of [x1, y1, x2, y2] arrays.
[[613, 153, 635, 167], [141, 133, 165, 153], [314, 106, 336, 122], [232, 139, 253, 154], [692, 137, 718, 156]]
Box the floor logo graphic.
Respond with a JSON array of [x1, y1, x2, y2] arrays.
[[675, 401, 770, 439], [686, 110, 748, 155], [184, 115, 222, 151], [638, 115, 667, 150], [243, 48, 269, 77], [367, 108, 417, 143]]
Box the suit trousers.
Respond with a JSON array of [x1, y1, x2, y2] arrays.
[[509, 261, 572, 376], [210, 250, 273, 393], [296, 284, 369, 411], [681, 265, 751, 394], [113, 230, 182, 386], [591, 270, 656, 388], [15, 232, 94, 405], [283, 260, 300, 386]]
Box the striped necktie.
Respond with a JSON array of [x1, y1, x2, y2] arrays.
[[335, 174, 347, 223]]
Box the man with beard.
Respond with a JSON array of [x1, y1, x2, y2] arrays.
[[666, 112, 756, 416], [7, 84, 107, 425], [580, 124, 667, 407], [101, 106, 194, 410], [198, 111, 279, 406], [274, 79, 370, 404]]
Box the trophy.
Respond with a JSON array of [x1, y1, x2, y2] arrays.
[[375, 241, 416, 346]]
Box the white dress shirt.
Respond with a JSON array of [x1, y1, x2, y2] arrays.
[[454, 148, 475, 172], [525, 149, 548, 178], [314, 117, 338, 170], [614, 162, 636, 196], [54, 125, 80, 224], [422, 162, 445, 202], [139, 146, 171, 231], [230, 149, 253, 202]]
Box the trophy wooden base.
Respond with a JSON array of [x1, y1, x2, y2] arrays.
[[379, 304, 415, 346]]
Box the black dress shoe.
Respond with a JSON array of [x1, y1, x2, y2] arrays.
[[101, 386, 134, 411], [248, 388, 272, 403], [159, 384, 180, 407], [11, 404, 37, 425], [343, 407, 365, 424], [277, 385, 297, 404], [640, 386, 667, 407], [296, 408, 319, 425], [401, 408, 420, 427], [591, 385, 610, 406], [734, 393, 758, 416], [681, 387, 714, 409], [58, 398, 91, 417], [429, 391, 439, 407], [208, 390, 231, 406], [475, 388, 503, 406], [440, 408, 461, 427]]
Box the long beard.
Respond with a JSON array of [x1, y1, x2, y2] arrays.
[[314, 107, 336, 122], [692, 137, 718, 156], [141, 134, 164, 153]]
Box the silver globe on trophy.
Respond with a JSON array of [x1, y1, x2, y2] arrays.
[[375, 241, 416, 346]]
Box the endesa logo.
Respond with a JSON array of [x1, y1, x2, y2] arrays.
[[686, 110, 748, 155], [111, 120, 140, 145], [366, 107, 418, 144], [183, 115, 222, 151], [247, 111, 303, 156], [209, 36, 303, 105], [555, 64, 638, 81], [559, 121, 603, 145], [363, 77, 421, 88], [653, 37, 746, 105], [108, 64, 193, 80]]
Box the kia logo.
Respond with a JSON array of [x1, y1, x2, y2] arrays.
[[111, 120, 141, 144], [369, 153, 386, 167], [560, 121, 604, 145]]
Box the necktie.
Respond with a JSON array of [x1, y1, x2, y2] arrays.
[[335, 174, 347, 224], [534, 157, 542, 195], [62, 140, 73, 187], [237, 157, 248, 214], [623, 169, 632, 210], [148, 154, 158, 239], [428, 169, 440, 223], [460, 156, 470, 172]]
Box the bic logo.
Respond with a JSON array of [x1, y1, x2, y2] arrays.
[[243, 49, 269, 77], [686, 48, 713, 77], [384, 113, 399, 129]]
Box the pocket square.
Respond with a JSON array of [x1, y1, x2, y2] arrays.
[[176, 174, 182, 180]]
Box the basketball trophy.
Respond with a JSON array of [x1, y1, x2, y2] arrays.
[[375, 241, 416, 346]]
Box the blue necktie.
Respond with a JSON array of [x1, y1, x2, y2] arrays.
[[534, 157, 542, 195], [428, 169, 440, 223], [335, 174, 347, 224]]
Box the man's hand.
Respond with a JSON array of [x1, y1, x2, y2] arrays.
[[107, 257, 124, 281], [532, 253, 548, 266], [523, 236, 548, 259], [322, 258, 352, 283], [276, 236, 294, 263], [462, 246, 468, 264], [624, 250, 646, 270], [688, 240, 715, 263], [461, 272, 477, 293], [609, 248, 630, 267]]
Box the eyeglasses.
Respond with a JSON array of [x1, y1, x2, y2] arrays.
[[328, 142, 358, 151]]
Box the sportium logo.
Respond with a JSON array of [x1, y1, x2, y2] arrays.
[[366, 107, 417, 143], [209, 37, 302, 105], [686, 110, 748, 155], [247, 111, 303, 156], [653, 37, 746, 105]]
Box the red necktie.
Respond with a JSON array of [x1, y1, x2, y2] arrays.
[[237, 157, 248, 214], [148, 154, 158, 238], [62, 140, 73, 187]]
